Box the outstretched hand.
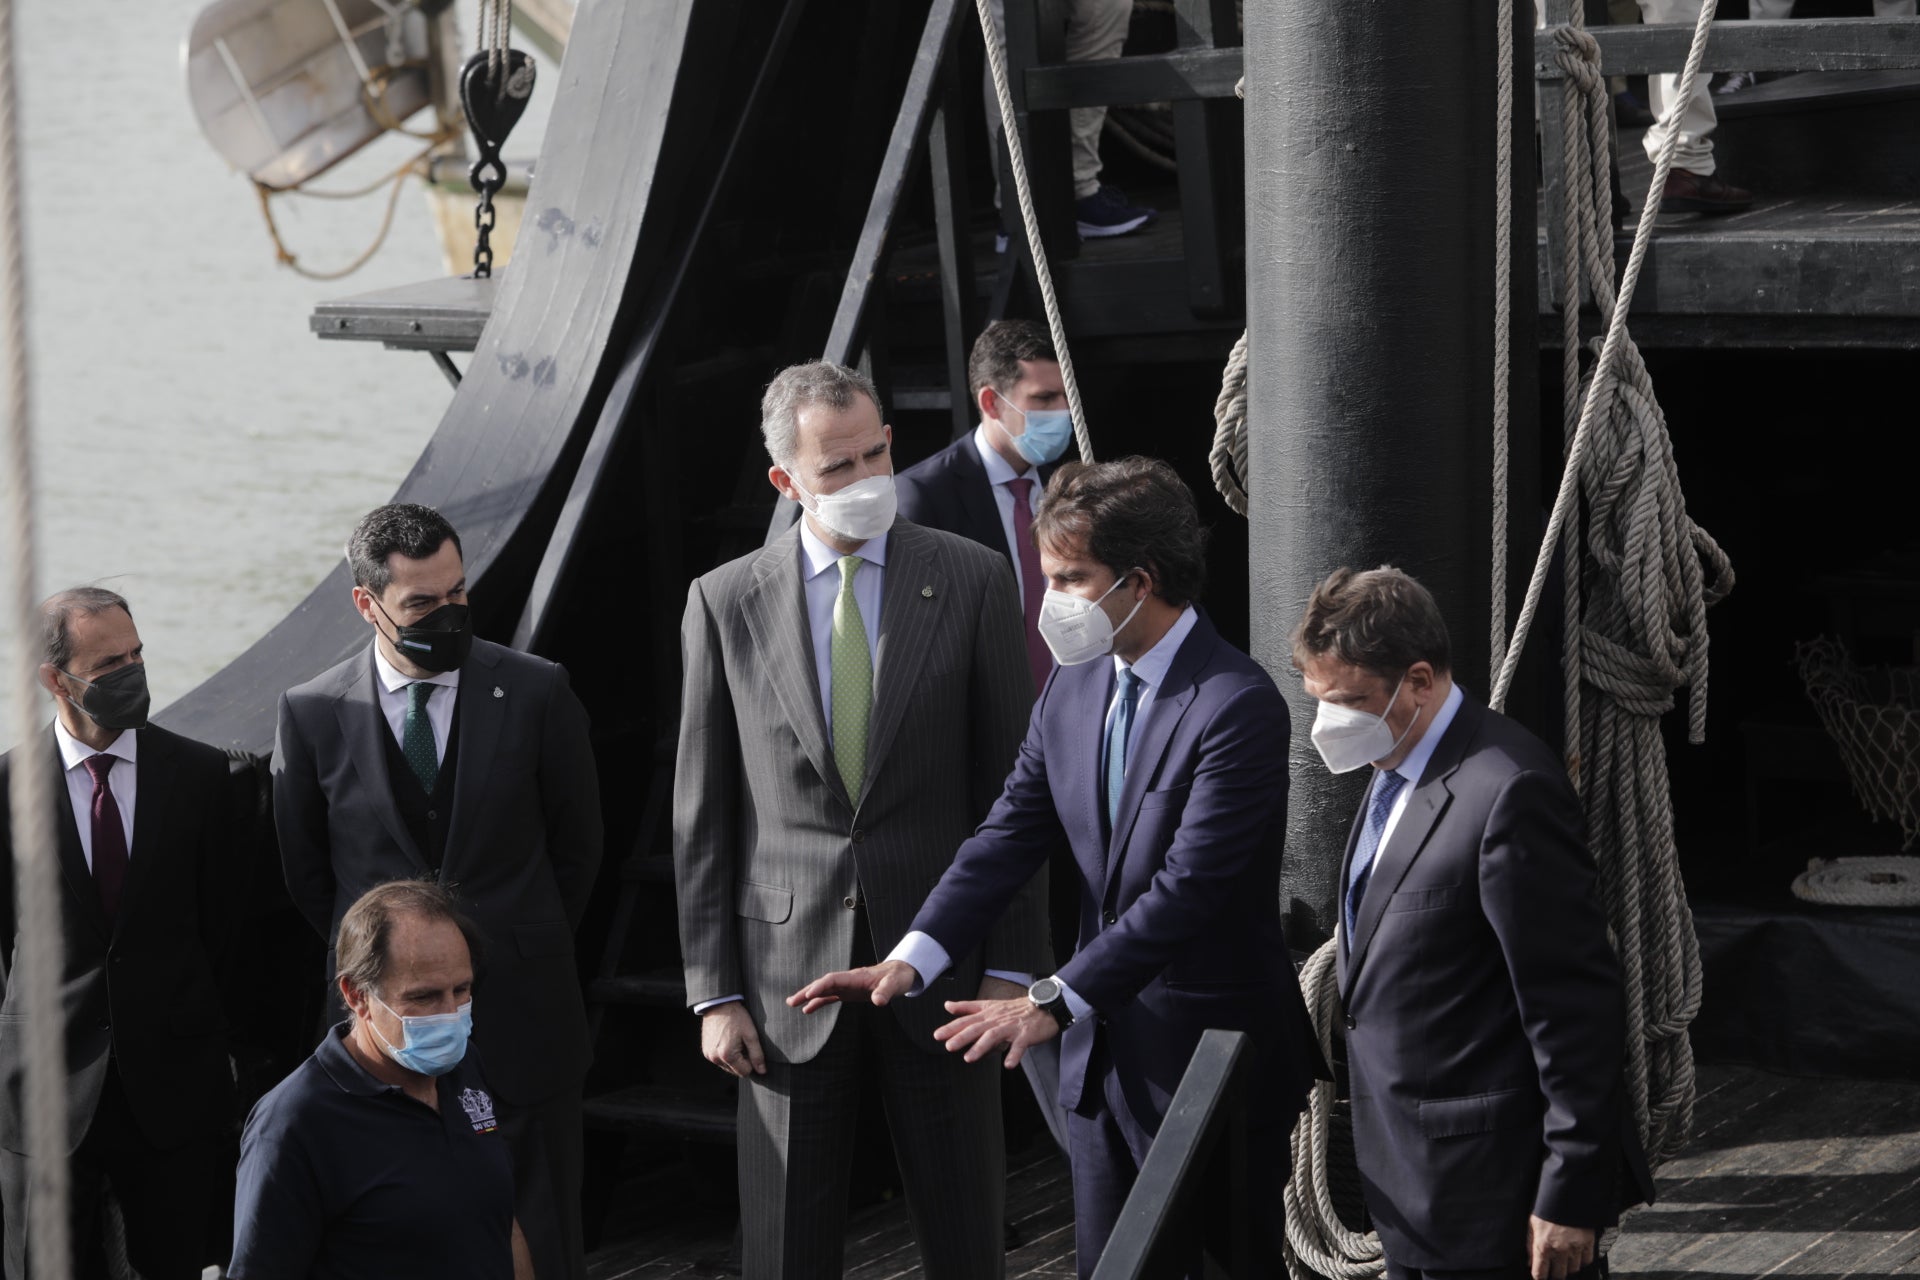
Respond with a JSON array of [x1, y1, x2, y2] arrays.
[[935, 995, 1059, 1068], [788, 959, 919, 1014]]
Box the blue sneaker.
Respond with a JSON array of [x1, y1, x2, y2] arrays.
[[1075, 185, 1155, 238]]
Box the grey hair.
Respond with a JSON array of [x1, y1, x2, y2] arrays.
[[41, 587, 132, 671], [759, 361, 883, 469]]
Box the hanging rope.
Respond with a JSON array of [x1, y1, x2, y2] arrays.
[[480, 0, 514, 100], [1209, 77, 1249, 515], [976, 0, 1094, 463], [251, 127, 453, 283], [0, 0, 72, 1275], [1489, 0, 1515, 683], [1488, 2, 1734, 1170]]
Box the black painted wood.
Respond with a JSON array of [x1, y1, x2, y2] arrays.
[[1169, 0, 1238, 317], [1535, 16, 1920, 78], [163, 0, 722, 754], [928, 53, 978, 442]]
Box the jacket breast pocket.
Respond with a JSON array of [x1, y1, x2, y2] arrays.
[[735, 879, 794, 924], [1137, 783, 1191, 813], [1418, 1087, 1541, 1139], [1386, 884, 1462, 913]]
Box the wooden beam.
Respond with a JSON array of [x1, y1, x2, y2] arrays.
[[1024, 46, 1243, 111], [512, 0, 575, 63], [1534, 17, 1920, 79]]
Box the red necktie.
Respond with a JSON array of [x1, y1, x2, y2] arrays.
[[1005, 477, 1053, 696], [84, 754, 129, 921]]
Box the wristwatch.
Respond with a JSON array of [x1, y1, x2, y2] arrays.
[[1028, 975, 1074, 1030]]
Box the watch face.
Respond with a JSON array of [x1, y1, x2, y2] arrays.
[[1030, 977, 1061, 1004]]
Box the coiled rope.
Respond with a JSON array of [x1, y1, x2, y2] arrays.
[[0, 0, 72, 1274], [1488, 3, 1734, 1171], [976, 0, 1094, 463], [1208, 79, 1249, 516]]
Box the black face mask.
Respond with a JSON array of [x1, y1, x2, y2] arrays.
[[374, 600, 474, 674], [60, 661, 151, 731]]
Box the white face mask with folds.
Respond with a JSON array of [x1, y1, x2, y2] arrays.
[[1309, 672, 1418, 774], [789, 471, 897, 543], [1037, 569, 1145, 666]]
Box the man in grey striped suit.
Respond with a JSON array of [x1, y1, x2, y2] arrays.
[[674, 361, 1049, 1279]]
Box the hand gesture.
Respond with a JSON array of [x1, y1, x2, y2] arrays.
[[787, 959, 919, 1014]]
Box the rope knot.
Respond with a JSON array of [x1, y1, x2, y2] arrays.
[[1551, 26, 1604, 94]]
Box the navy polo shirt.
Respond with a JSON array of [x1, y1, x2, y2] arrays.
[[229, 1021, 514, 1280]]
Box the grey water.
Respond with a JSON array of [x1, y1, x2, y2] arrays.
[[0, 0, 555, 739]]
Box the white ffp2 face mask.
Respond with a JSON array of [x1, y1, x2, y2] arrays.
[[1309, 673, 1417, 774], [791, 471, 897, 543], [1037, 569, 1145, 666]]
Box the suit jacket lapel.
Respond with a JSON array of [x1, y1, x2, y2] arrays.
[[1061, 661, 1115, 886], [114, 729, 176, 934], [444, 644, 505, 880], [740, 527, 848, 810], [44, 731, 110, 943], [334, 648, 428, 869], [861, 525, 949, 808], [1341, 701, 1481, 999], [951, 447, 1007, 563], [1104, 620, 1214, 893]]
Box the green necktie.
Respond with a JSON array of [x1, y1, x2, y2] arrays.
[[402, 682, 439, 792], [831, 555, 873, 798]]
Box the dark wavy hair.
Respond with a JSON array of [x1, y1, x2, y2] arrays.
[[967, 318, 1057, 403], [347, 504, 463, 595], [1032, 457, 1208, 606], [1291, 566, 1452, 676]]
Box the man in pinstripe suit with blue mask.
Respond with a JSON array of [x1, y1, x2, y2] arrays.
[[673, 360, 1050, 1279]]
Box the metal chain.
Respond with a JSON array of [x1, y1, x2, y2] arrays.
[[473, 184, 499, 278]]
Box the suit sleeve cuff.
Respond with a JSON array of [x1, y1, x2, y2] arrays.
[[886, 932, 951, 996], [692, 995, 743, 1015], [1058, 978, 1092, 1022], [985, 969, 1034, 987]]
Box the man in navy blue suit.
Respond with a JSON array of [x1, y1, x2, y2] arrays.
[[793, 458, 1323, 1278], [1293, 567, 1652, 1280]]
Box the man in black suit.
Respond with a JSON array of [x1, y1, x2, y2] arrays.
[[1293, 567, 1653, 1280], [0, 587, 235, 1280], [894, 318, 1076, 1147], [273, 503, 603, 1280]]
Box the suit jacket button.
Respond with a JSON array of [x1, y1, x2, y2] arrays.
[[851, 829, 867, 844], [427, 809, 437, 820], [1102, 910, 1116, 926], [843, 896, 858, 909], [1345, 1014, 1357, 1030]]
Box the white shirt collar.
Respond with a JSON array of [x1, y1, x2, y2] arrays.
[[798, 519, 890, 581], [971, 423, 1033, 486], [373, 644, 461, 694], [1114, 605, 1198, 692], [1392, 682, 1465, 785], [54, 717, 137, 772]]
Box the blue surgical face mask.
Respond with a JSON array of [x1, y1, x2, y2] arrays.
[[372, 996, 473, 1077], [990, 393, 1074, 467]]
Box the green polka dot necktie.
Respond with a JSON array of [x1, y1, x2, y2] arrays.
[[831, 555, 873, 798], [402, 681, 439, 792]]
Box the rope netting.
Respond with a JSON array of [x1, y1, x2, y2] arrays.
[[1797, 636, 1920, 851]]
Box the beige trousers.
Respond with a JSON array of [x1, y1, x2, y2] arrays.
[[985, 0, 1134, 202]]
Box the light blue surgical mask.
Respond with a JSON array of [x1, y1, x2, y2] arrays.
[[991, 394, 1075, 467], [372, 997, 473, 1077]]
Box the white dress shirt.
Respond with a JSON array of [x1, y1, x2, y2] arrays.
[[972, 424, 1042, 597], [55, 719, 137, 869], [889, 604, 1200, 1021], [373, 646, 460, 761], [799, 520, 886, 731], [1372, 681, 1465, 852]]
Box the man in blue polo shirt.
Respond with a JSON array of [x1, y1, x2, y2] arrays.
[[230, 880, 529, 1280]]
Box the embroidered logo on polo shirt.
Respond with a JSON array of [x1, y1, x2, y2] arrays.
[[459, 1087, 498, 1134]]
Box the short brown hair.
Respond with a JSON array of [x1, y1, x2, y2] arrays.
[[1032, 458, 1207, 606], [967, 319, 1057, 402], [41, 587, 132, 671], [1291, 566, 1452, 676], [335, 880, 484, 1002]]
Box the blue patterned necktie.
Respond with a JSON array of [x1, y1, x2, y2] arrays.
[[402, 682, 439, 792], [1104, 668, 1141, 828], [1346, 768, 1408, 938]]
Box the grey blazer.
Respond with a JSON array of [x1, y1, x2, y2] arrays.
[[273, 638, 603, 1105], [674, 519, 1048, 1064]]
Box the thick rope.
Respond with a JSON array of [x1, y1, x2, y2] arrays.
[[976, 0, 1094, 463], [1210, 77, 1249, 515], [0, 1, 72, 1274], [1284, 939, 1385, 1280], [1490, 4, 1734, 1171], [1490, 0, 1514, 684], [1791, 857, 1920, 908]]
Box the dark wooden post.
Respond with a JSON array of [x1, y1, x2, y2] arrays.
[[1243, 2, 1538, 947]]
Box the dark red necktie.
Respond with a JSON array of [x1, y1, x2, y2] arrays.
[[1005, 477, 1053, 696], [84, 754, 129, 921]]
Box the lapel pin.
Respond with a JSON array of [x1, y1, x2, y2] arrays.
[[921, 585, 934, 598], [493, 686, 505, 698]]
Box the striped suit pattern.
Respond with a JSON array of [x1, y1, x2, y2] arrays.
[[674, 517, 1049, 1278]]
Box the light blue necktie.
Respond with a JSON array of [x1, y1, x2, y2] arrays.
[[1346, 768, 1408, 937], [1104, 668, 1141, 828]]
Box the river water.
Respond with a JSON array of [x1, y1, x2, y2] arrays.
[[1, 1, 555, 737]]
